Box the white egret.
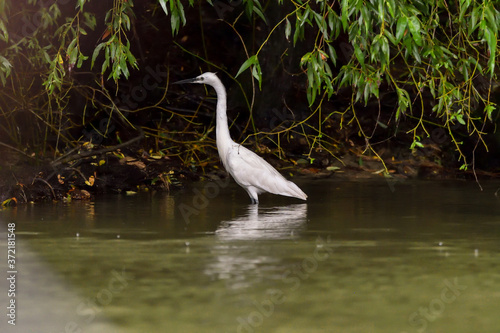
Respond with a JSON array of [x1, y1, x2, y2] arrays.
[[174, 72, 307, 204]]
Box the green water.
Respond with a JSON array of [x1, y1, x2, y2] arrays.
[[1, 179, 499, 332]]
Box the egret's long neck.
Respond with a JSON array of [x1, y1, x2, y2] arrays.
[[212, 81, 233, 156]]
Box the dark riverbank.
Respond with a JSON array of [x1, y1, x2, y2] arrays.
[[1, 139, 497, 207]]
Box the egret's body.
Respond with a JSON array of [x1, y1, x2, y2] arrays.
[[175, 72, 307, 204]]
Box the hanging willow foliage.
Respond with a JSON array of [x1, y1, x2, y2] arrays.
[[0, 0, 499, 172]]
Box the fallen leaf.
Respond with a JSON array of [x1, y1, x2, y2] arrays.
[[85, 175, 95, 186]]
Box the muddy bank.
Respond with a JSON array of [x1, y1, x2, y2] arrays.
[[1, 138, 496, 207], [0, 142, 191, 205]]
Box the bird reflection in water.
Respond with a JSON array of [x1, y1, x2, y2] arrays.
[[204, 204, 307, 290], [215, 204, 307, 241]]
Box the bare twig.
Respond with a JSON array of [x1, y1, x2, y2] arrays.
[[50, 129, 144, 167], [11, 172, 27, 203], [0, 141, 36, 159], [32, 177, 56, 200]]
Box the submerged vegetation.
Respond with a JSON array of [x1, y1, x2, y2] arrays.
[[0, 0, 499, 204]]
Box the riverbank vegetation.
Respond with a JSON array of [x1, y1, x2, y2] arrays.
[[1, 0, 499, 205]]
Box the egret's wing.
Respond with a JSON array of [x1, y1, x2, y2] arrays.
[[226, 144, 307, 200], [227, 144, 283, 180]]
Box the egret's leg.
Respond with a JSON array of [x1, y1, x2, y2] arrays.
[[246, 187, 259, 204], [248, 194, 258, 204]]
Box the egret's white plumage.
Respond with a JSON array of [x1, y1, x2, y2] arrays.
[[175, 72, 307, 204]]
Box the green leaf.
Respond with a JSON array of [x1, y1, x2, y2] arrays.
[[410, 136, 424, 149], [83, 12, 96, 30], [76, 53, 87, 68], [407, 16, 422, 46], [484, 28, 497, 75], [377, 0, 384, 23], [171, 11, 179, 34], [252, 5, 267, 24], [285, 18, 291, 41], [0, 55, 11, 72], [251, 64, 262, 90], [469, 6, 480, 35], [485, 104, 496, 122], [338, 70, 351, 88], [177, 0, 186, 25], [341, 0, 349, 31], [76, 0, 86, 10], [459, 0, 470, 22], [67, 38, 77, 57], [456, 114, 466, 125], [236, 55, 258, 78], [327, 43, 337, 67], [411, 44, 421, 63], [0, 55, 12, 85], [396, 88, 410, 120], [313, 11, 328, 40], [293, 17, 304, 45], [69, 45, 78, 65], [396, 16, 407, 42], [159, 0, 168, 15], [0, 19, 8, 42], [122, 13, 131, 31], [245, 0, 254, 18], [300, 52, 312, 66], [353, 44, 365, 68], [384, 29, 396, 46], [484, 4, 497, 31], [126, 49, 138, 69], [300, 7, 311, 28], [91, 42, 106, 69], [102, 57, 109, 73], [380, 35, 390, 65], [109, 40, 116, 60]]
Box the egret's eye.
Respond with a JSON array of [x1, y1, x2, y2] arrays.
[[199, 77, 204, 81]]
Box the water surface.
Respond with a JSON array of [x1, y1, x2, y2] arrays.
[[1, 179, 499, 332]]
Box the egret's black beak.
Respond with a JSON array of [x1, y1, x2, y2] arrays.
[[172, 77, 197, 85]]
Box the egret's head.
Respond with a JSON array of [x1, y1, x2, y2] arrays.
[[173, 72, 219, 86]]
